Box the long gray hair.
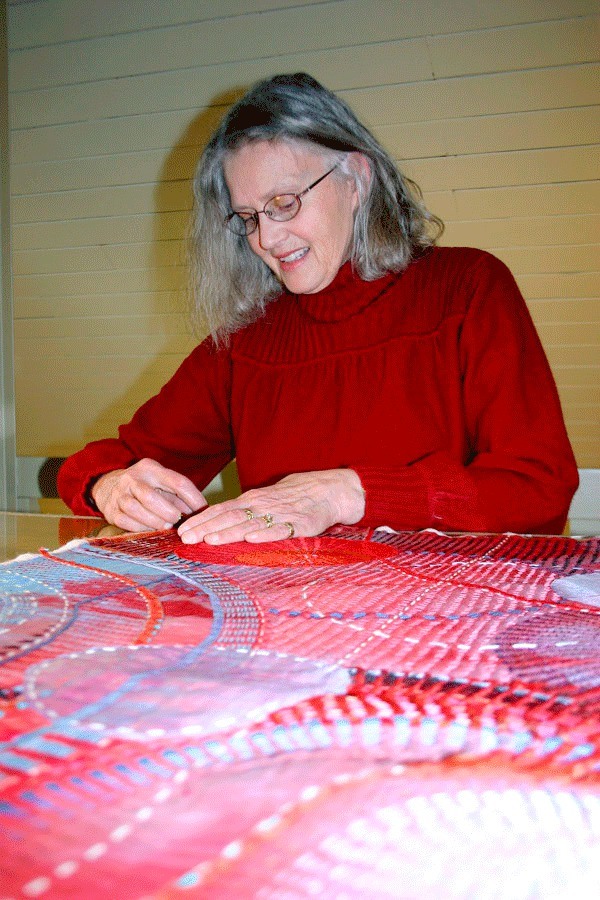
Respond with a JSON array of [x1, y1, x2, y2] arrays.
[[191, 73, 443, 339]]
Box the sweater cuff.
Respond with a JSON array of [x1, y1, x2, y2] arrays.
[[353, 455, 487, 533], [353, 464, 431, 531]]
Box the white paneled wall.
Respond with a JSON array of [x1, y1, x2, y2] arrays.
[[6, 0, 599, 473]]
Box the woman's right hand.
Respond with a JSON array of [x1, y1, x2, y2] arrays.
[[91, 458, 207, 532]]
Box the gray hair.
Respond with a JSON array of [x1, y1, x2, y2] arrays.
[[191, 73, 443, 339]]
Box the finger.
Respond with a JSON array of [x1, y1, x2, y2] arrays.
[[153, 489, 196, 519], [204, 513, 295, 546], [244, 521, 298, 543], [203, 521, 262, 545], [107, 507, 157, 533], [128, 483, 196, 528], [178, 506, 258, 544], [117, 493, 179, 532], [178, 497, 249, 532], [153, 471, 206, 512]]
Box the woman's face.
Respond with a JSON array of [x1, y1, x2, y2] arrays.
[[223, 140, 360, 294]]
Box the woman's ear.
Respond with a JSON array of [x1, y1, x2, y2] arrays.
[[348, 152, 372, 188], [346, 152, 372, 207]]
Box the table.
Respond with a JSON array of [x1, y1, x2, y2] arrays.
[[0, 511, 121, 563], [1, 521, 599, 898]]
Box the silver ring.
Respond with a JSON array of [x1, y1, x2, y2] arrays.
[[242, 507, 254, 521], [283, 522, 295, 538], [260, 513, 275, 528]]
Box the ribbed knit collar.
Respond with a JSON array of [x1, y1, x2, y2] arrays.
[[293, 261, 398, 323]]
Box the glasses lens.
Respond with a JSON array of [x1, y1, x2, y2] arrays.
[[226, 213, 256, 236], [264, 194, 300, 221]]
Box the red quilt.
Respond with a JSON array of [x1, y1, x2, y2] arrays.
[[1, 526, 599, 897]]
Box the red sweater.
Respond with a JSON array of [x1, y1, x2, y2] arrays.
[[58, 247, 578, 534]]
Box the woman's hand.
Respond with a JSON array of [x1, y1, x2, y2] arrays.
[[91, 458, 207, 532], [177, 469, 365, 545]]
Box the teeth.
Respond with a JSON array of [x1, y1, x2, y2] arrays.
[[281, 248, 308, 263]]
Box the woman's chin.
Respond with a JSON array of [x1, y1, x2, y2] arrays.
[[279, 264, 338, 296]]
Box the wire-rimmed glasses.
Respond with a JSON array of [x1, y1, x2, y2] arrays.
[[225, 166, 337, 236]]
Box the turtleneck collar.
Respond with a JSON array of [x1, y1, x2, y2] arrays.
[[293, 261, 398, 323]]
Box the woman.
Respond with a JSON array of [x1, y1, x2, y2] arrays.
[[58, 73, 578, 542]]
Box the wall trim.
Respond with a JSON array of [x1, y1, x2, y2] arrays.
[[0, 2, 16, 510]]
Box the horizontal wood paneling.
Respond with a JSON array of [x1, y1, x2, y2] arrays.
[[15, 293, 186, 320], [12, 212, 190, 250], [428, 17, 598, 76], [429, 182, 600, 220], [12, 267, 188, 297], [517, 273, 599, 299], [10, 2, 597, 89], [12, 183, 192, 223], [8, 0, 319, 47], [7, 0, 599, 466], [11, 63, 598, 141]]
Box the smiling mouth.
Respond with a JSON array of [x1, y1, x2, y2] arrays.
[[279, 248, 309, 264]]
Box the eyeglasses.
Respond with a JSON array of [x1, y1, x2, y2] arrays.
[[225, 166, 337, 236]]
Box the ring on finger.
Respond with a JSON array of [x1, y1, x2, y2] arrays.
[[242, 507, 254, 521], [283, 522, 295, 539], [260, 513, 275, 528]]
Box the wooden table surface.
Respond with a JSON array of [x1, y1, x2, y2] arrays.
[[0, 511, 120, 562]]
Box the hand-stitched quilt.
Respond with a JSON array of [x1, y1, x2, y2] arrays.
[[1, 526, 599, 898]]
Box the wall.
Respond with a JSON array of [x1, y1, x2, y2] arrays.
[[6, 1, 599, 490], [1, 0, 16, 508]]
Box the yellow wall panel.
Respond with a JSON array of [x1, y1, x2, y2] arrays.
[[429, 17, 598, 77], [13, 242, 184, 275], [517, 273, 600, 300], [11, 1, 596, 89], [14, 313, 191, 340], [12, 211, 189, 251], [379, 107, 599, 159], [11, 147, 199, 194], [15, 333, 195, 359], [349, 66, 599, 125], [445, 215, 599, 249], [407, 147, 599, 193], [12, 183, 192, 224], [7, 0, 599, 465], [15, 293, 186, 320], [528, 298, 600, 323], [12, 267, 187, 298], [428, 182, 600, 221], [8, 0, 316, 47], [494, 245, 599, 275]]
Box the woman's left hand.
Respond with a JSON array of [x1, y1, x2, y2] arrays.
[[177, 469, 365, 545]]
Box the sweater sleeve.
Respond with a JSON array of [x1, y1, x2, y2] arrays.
[[58, 338, 235, 516], [353, 253, 579, 534]]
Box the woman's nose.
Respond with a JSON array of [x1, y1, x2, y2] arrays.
[[256, 214, 288, 251]]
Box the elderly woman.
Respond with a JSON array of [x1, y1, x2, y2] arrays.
[[58, 73, 578, 542]]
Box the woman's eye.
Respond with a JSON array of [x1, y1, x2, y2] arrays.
[[272, 195, 296, 211]]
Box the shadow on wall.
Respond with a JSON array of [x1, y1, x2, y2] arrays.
[[37, 86, 259, 511], [153, 84, 250, 332]]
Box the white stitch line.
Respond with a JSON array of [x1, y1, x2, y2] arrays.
[[54, 861, 78, 878], [83, 843, 107, 862], [22, 877, 51, 897]]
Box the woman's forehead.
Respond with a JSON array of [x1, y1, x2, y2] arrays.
[[224, 139, 327, 205]]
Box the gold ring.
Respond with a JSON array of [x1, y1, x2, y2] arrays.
[[242, 508, 254, 520], [261, 513, 275, 528], [283, 522, 295, 538]]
